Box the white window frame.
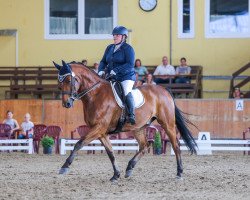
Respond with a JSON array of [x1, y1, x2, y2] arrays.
[[178, 0, 195, 38], [205, 0, 250, 38], [44, 0, 118, 40]]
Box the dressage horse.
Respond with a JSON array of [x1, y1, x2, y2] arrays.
[[54, 61, 197, 181]]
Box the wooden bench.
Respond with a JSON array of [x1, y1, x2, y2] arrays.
[[146, 65, 203, 98], [1, 65, 202, 99], [0, 66, 59, 99]]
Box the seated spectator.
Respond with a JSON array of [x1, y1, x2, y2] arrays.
[[143, 74, 156, 85], [81, 59, 88, 67], [3, 110, 19, 134], [134, 73, 143, 88], [175, 57, 191, 83], [233, 88, 244, 99], [153, 56, 175, 84], [18, 113, 34, 139], [134, 59, 148, 82], [93, 61, 99, 73]]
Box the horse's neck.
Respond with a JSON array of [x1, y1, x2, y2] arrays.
[[76, 66, 108, 101], [81, 81, 111, 126], [81, 74, 100, 88]]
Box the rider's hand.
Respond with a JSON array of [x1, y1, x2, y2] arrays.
[[98, 71, 105, 77], [110, 70, 116, 76]]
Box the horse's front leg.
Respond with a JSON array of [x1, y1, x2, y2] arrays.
[[59, 126, 103, 175], [99, 136, 120, 182]]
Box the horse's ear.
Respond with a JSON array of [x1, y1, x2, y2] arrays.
[[62, 60, 67, 67], [53, 61, 61, 70]]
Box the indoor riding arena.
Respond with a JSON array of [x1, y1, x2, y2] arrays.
[[0, 1, 249, 200]]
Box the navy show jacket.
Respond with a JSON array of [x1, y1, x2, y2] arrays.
[[98, 42, 136, 82]]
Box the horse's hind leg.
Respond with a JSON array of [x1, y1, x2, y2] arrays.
[[158, 120, 183, 178], [168, 127, 183, 178], [125, 130, 148, 178], [99, 136, 120, 182]]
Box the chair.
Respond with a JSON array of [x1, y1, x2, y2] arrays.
[[0, 124, 12, 139], [46, 125, 62, 154], [71, 125, 90, 139], [0, 124, 12, 152], [71, 125, 91, 154], [109, 134, 119, 140], [33, 124, 47, 154]]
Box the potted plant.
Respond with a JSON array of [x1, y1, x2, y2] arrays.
[[41, 136, 54, 154], [153, 131, 162, 155]]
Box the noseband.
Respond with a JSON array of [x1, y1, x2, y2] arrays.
[[58, 72, 101, 101]]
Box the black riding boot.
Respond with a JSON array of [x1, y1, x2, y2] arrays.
[[125, 92, 136, 125]]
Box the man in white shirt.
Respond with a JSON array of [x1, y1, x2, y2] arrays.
[[153, 56, 175, 84]]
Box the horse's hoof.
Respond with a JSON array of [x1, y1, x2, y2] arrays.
[[176, 175, 183, 180], [110, 173, 120, 182], [125, 169, 133, 178], [59, 168, 69, 175], [110, 178, 118, 183], [110, 176, 119, 183]]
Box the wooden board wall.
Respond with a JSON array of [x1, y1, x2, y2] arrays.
[[0, 99, 249, 139], [0, 100, 43, 125], [176, 99, 250, 139], [43, 100, 84, 138]]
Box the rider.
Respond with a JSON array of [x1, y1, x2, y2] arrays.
[[98, 26, 136, 125]]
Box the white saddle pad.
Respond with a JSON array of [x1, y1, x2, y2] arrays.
[[111, 82, 145, 109]]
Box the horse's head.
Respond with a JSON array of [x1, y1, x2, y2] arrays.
[[53, 60, 80, 108]]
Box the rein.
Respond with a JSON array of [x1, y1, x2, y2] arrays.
[[59, 70, 113, 101], [70, 81, 101, 100]]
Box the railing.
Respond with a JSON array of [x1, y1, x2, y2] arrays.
[[229, 62, 250, 98], [171, 139, 250, 155], [60, 139, 139, 155], [0, 139, 33, 154]]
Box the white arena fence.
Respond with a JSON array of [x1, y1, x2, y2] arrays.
[[60, 139, 139, 155], [171, 139, 250, 155], [0, 139, 33, 154]]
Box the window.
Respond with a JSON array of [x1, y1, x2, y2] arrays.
[[178, 0, 195, 38], [205, 0, 250, 38], [45, 0, 118, 39]]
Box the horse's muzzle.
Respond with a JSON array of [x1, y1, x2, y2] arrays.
[[63, 98, 74, 108]]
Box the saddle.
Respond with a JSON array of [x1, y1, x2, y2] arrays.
[[109, 81, 145, 134]]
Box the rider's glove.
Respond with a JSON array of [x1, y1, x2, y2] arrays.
[[110, 70, 116, 76], [98, 71, 105, 77]]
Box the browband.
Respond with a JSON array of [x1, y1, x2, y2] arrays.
[[58, 72, 75, 83]]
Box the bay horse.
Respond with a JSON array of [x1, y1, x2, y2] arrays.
[[54, 61, 197, 181]]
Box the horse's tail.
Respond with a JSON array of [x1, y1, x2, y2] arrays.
[[175, 104, 197, 154]]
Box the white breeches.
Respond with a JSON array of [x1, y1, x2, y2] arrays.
[[121, 80, 134, 96]]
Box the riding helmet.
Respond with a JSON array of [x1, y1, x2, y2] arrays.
[[112, 26, 128, 37]]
